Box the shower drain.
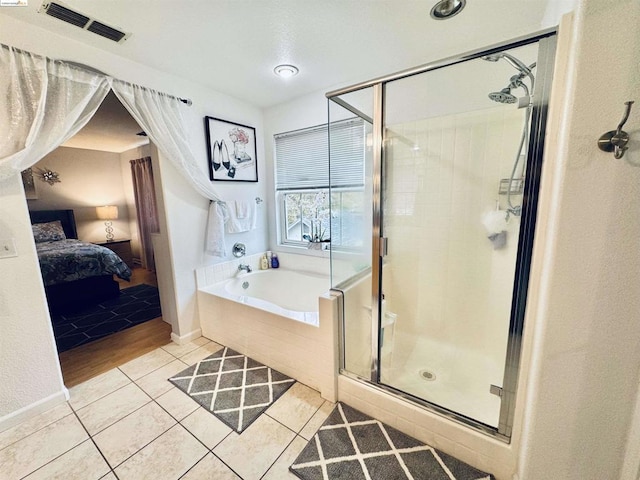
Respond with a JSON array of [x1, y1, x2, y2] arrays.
[[418, 369, 436, 381]]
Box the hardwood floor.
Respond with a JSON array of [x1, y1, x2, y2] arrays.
[[116, 266, 158, 289], [59, 267, 171, 387], [59, 317, 172, 387]]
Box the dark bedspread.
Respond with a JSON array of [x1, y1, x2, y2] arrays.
[[36, 239, 132, 286]]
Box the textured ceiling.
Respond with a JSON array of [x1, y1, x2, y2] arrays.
[[1, 0, 577, 109], [1, 0, 576, 152]]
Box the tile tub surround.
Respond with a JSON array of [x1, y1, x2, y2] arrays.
[[196, 254, 339, 402], [197, 288, 339, 403], [196, 252, 330, 288]]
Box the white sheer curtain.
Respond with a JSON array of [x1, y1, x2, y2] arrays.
[[111, 81, 222, 201], [0, 45, 110, 181], [0, 43, 223, 203], [111, 80, 226, 256], [0, 43, 226, 255]]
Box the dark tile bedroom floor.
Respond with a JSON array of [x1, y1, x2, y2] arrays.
[[50, 267, 160, 353], [51, 284, 161, 352]]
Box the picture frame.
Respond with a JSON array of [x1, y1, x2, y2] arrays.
[[21, 168, 38, 200], [205, 116, 258, 182]]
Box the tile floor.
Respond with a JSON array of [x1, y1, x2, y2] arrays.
[[0, 338, 334, 480]]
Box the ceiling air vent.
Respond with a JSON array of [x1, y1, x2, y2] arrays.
[[42, 2, 89, 28], [39, 1, 130, 43], [87, 20, 127, 42]]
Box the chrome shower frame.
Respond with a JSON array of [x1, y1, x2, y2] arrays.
[[327, 28, 557, 442]]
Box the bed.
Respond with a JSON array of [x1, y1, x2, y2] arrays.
[[30, 209, 132, 313]]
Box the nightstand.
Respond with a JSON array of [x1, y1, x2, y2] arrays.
[[96, 239, 134, 268]]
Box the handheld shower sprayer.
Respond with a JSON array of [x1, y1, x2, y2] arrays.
[[482, 53, 534, 78], [483, 51, 537, 216]]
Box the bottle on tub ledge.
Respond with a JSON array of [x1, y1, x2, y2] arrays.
[[271, 253, 279, 269], [260, 254, 269, 270], [266, 251, 272, 269]]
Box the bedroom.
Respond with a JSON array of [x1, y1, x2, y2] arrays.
[[26, 91, 167, 380]]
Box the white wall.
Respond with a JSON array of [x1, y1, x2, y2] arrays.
[[0, 175, 67, 426], [0, 13, 268, 423], [29, 146, 132, 243], [518, 2, 640, 478]]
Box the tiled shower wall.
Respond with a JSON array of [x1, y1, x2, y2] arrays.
[[382, 106, 525, 371]]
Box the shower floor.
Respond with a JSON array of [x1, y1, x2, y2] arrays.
[[380, 332, 503, 427]]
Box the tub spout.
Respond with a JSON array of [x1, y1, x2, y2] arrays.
[[238, 263, 252, 274]]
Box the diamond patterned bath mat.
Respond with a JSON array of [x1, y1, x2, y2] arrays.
[[169, 346, 295, 433], [290, 403, 493, 480]]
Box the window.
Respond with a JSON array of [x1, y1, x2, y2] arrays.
[[275, 118, 365, 248]]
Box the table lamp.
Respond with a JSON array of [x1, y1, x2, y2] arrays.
[[96, 205, 118, 242]]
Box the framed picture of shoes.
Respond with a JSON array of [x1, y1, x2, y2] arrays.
[[205, 116, 258, 182]]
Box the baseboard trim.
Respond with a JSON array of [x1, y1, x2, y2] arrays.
[[170, 328, 202, 345], [0, 389, 68, 433]]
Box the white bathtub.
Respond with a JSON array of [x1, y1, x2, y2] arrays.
[[199, 268, 329, 326], [197, 265, 339, 401]]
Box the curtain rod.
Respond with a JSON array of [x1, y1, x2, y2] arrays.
[[1, 42, 192, 106]]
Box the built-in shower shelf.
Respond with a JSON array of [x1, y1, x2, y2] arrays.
[[499, 177, 524, 195]]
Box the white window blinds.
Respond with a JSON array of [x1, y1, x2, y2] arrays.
[[275, 118, 364, 190]]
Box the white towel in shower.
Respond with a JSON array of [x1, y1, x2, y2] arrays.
[[205, 201, 228, 257], [226, 200, 257, 233]]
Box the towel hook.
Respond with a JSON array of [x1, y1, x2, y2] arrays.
[[598, 100, 634, 159]]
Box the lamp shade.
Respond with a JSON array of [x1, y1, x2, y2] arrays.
[[96, 205, 118, 220]]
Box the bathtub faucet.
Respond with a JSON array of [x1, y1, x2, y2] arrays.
[[238, 263, 252, 274]]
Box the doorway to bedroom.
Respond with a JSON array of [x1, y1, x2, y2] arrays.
[[24, 92, 171, 386]]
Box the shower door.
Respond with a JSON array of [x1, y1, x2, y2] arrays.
[[330, 33, 556, 438], [379, 45, 541, 429]]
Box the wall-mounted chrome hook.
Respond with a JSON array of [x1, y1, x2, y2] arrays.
[[598, 101, 634, 159]]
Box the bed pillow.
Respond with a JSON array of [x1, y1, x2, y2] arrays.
[[32, 221, 67, 243]]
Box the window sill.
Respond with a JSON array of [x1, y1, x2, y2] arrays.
[[275, 243, 330, 258]]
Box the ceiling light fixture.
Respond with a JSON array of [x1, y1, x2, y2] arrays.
[[430, 0, 466, 20], [274, 64, 299, 78]]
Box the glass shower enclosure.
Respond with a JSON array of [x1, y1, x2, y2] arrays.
[[328, 31, 557, 439]]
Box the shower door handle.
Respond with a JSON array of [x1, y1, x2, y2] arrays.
[[379, 237, 388, 257]]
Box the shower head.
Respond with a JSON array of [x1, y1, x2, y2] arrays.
[[488, 88, 518, 104], [483, 51, 535, 104]]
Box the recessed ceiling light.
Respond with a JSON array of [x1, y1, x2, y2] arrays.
[[430, 0, 466, 20], [274, 64, 299, 78]]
